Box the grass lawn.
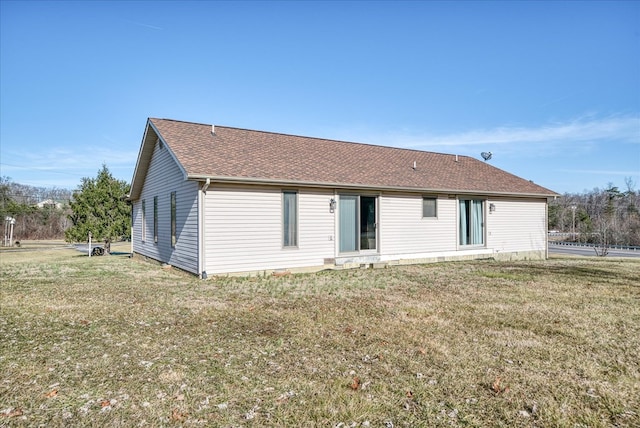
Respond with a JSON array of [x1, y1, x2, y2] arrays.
[[1, 244, 639, 427]]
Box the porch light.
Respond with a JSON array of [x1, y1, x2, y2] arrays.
[[329, 198, 337, 213], [489, 203, 496, 213]]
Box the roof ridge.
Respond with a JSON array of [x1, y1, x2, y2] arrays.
[[221, 125, 471, 158], [152, 118, 473, 159], [150, 117, 213, 127]]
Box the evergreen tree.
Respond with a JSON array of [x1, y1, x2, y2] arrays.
[[65, 165, 130, 251]]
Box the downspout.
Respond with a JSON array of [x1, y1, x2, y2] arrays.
[[130, 200, 134, 257], [545, 198, 550, 260], [124, 194, 133, 257], [199, 178, 210, 279]]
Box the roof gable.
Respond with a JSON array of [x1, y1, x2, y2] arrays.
[[130, 118, 557, 199]]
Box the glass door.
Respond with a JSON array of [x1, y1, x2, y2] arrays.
[[339, 195, 377, 253], [360, 196, 376, 250]]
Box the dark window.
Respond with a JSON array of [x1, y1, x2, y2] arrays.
[[283, 191, 298, 247], [171, 191, 176, 248], [153, 196, 158, 244], [422, 197, 437, 218]]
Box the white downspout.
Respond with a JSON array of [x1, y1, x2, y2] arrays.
[[199, 178, 210, 278]]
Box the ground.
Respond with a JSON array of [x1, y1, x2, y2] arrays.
[[1, 243, 639, 427]]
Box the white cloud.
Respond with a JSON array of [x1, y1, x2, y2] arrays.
[[557, 169, 639, 177], [372, 114, 640, 150]]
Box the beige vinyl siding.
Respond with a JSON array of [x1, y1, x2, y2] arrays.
[[486, 198, 547, 253], [380, 193, 457, 254], [204, 185, 335, 274], [132, 140, 199, 274]]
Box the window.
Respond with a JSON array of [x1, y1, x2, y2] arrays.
[[171, 191, 176, 248], [459, 199, 484, 246], [141, 200, 146, 242], [153, 196, 158, 244], [339, 195, 377, 252], [283, 191, 298, 247], [422, 197, 437, 218]]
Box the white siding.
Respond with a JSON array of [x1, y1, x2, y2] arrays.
[[380, 193, 457, 255], [204, 185, 335, 275], [132, 141, 199, 274], [486, 197, 548, 253]]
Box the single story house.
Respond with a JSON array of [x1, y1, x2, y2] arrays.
[[129, 118, 558, 277]]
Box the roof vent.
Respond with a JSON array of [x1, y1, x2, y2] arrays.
[[211, 125, 215, 135], [412, 161, 417, 170]]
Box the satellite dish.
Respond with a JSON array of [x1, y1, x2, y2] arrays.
[[481, 151, 492, 161]]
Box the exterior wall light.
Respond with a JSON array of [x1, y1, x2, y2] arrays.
[[489, 203, 496, 213], [329, 198, 337, 213]]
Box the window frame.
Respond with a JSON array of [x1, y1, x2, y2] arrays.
[[141, 199, 146, 242], [170, 191, 177, 248], [458, 198, 485, 246], [338, 194, 378, 254], [153, 196, 158, 244], [282, 190, 298, 248], [422, 196, 438, 219]]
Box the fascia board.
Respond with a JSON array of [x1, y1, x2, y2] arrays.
[[187, 174, 558, 199]]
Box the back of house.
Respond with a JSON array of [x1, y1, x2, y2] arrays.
[[128, 118, 558, 277]]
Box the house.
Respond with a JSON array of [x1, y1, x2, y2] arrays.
[[129, 118, 558, 277], [36, 199, 63, 210]]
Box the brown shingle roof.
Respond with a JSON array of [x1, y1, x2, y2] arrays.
[[133, 118, 556, 198]]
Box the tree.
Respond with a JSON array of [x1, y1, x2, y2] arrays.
[[548, 178, 640, 247], [65, 165, 131, 252]]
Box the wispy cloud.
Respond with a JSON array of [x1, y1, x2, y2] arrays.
[[358, 114, 640, 154], [124, 20, 163, 31], [395, 114, 639, 150], [557, 169, 639, 177]]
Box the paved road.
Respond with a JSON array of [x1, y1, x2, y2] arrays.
[[549, 244, 640, 258]]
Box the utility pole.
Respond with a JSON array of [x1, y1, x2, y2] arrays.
[[570, 205, 577, 241]]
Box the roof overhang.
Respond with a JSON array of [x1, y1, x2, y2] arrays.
[[188, 174, 558, 200], [129, 119, 188, 201]]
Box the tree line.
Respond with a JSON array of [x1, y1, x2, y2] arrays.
[[2, 169, 638, 249], [1, 165, 130, 246], [1, 176, 73, 240], [549, 179, 640, 247]]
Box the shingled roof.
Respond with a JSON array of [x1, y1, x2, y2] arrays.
[[130, 118, 557, 200]]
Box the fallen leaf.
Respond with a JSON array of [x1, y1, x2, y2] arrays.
[[100, 400, 111, 407], [350, 376, 361, 390], [174, 393, 185, 401], [45, 389, 59, 398], [1, 408, 23, 418], [170, 408, 187, 422], [492, 377, 509, 394], [406, 390, 413, 398]]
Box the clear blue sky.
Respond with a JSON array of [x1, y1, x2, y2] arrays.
[[1, 1, 639, 195]]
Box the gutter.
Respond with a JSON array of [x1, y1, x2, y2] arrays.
[[188, 174, 558, 199]]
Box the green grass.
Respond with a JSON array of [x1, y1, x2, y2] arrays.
[[1, 244, 639, 427]]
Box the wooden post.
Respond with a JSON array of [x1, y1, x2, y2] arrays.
[[88, 232, 92, 257]]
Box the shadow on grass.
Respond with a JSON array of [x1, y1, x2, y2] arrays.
[[493, 261, 640, 288]]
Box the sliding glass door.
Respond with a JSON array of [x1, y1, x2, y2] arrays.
[[339, 195, 377, 253], [459, 199, 484, 246]]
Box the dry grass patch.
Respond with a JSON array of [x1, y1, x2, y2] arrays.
[[1, 249, 639, 427]]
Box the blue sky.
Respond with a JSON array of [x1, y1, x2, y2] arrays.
[[1, 1, 638, 195]]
